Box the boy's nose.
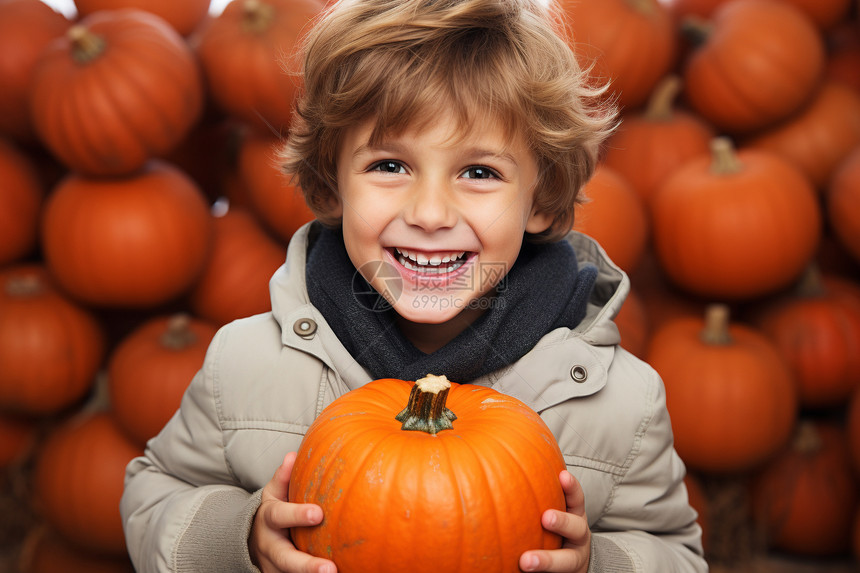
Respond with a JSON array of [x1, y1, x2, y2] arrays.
[[402, 180, 457, 232]]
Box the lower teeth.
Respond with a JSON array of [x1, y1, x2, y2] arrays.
[[399, 256, 465, 274]]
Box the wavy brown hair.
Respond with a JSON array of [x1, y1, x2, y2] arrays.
[[280, 0, 617, 242]]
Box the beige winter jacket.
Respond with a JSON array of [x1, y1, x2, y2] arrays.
[[121, 223, 707, 572]]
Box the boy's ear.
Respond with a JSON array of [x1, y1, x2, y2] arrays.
[[525, 208, 553, 234]]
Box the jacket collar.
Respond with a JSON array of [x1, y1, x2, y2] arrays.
[[270, 222, 630, 412]]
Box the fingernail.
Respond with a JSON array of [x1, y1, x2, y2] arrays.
[[523, 554, 539, 571], [546, 511, 557, 527], [306, 506, 322, 523], [319, 564, 335, 573]]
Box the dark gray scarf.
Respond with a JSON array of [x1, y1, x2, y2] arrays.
[[305, 224, 596, 383]]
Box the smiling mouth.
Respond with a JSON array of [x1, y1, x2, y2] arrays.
[[393, 248, 470, 274]]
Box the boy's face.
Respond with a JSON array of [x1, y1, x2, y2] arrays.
[[335, 110, 552, 326]]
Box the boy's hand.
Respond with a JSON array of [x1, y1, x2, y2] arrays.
[[249, 452, 337, 573], [519, 470, 591, 573]]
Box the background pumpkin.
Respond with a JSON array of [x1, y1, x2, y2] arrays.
[[107, 313, 218, 446], [19, 527, 135, 573], [646, 305, 797, 473], [0, 138, 43, 266], [29, 9, 204, 176], [558, 0, 677, 111], [681, 0, 825, 134], [290, 375, 566, 573], [827, 145, 860, 263], [0, 0, 68, 142], [0, 265, 105, 416], [193, 0, 325, 134], [31, 412, 143, 556], [650, 137, 821, 300], [72, 0, 211, 36], [40, 161, 213, 308]]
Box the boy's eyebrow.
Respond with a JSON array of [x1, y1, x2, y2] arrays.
[[354, 141, 519, 166]]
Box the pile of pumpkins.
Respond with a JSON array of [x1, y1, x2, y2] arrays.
[[0, 0, 858, 569]]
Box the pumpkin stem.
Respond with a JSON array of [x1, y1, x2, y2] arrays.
[[680, 16, 713, 46], [625, 0, 657, 15], [700, 304, 733, 345], [644, 75, 682, 121], [242, 0, 276, 34], [160, 313, 198, 350], [709, 137, 743, 175], [395, 374, 457, 435], [4, 274, 45, 297], [67, 24, 107, 64]]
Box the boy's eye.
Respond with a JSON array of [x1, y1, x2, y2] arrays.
[[370, 160, 406, 174], [461, 166, 499, 180]]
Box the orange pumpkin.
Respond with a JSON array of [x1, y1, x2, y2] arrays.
[[108, 313, 218, 446], [238, 132, 315, 243], [558, 0, 677, 110], [0, 0, 68, 141], [681, 0, 825, 134], [188, 207, 286, 326], [744, 81, 860, 191], [753, 267, 860, 409], [290, 375, 566, 573], [650, 137, 821, 300], [825, 26, 860, 96], [573, 165, 648, 273], [781, 0, 853, 31], [0, 265, 105, 415], [602, 75, 715, 204], [19, 527, 135, 573], [646, 305, 797, 473], [0, 138, 43, 266], [193, 0, 324, 134], [73, 0, 211, 36], [32, 412, 143, 556], [752, 421, 858, 557], [615, 286, 649, 359], [41, 161, 213, 308], [827, 146, 860, 263], [30, 9, 204, 176]]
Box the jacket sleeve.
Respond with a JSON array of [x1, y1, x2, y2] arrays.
[[120, 328, 262, 573], [586, 369, 708, 573]]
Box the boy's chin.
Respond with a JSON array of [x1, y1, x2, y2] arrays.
[[390, 295, 473, 325]]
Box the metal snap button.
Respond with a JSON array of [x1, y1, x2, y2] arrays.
[[293, 318, 317, 338], [570, 365, 588, 383]]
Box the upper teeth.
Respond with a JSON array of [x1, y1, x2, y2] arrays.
[[396, 248, 465, 266]]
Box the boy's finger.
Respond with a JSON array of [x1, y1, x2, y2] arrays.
[[541, 509, 589, 545], [265, 452, 298, 501], [560, 470, 586, 518], [261, 499, 324, 530], [519, 548, 587, 573]]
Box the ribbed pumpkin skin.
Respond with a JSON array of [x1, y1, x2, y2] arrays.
[[682, 0, 825, 134], [0, 265, 105, 415], [646, 312, 797, 473], [32, 412, 143, 556], [108, 314, 218, 446], [0, 138, 43, 266], [558, 0, 676, 110], [41, 161, 213, 308], [290, 379, 566, 573], [0, 0, 68, 141], [73, 0, 211, 36], [30, 9, 204, 176], [650, 142, 821, 299], [194, 0, 324, 133]]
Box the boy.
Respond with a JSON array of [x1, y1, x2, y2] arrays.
[[121, 0, 707, 572]]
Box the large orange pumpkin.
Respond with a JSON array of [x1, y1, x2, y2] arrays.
[[188, 207, 286, 326], [0, 138, 43, 266], [0, 0, 68, 141], [752, 421, 858, 557], [646, 305, 797, 473], [290, 375, 566, 573], [30, 9, 204, 176], [41, 161, 213, 308], [827, 145, 860, 263], [602, 75, 715, 204], [650, 137, 821, 300], [73, 0, 211, 36], [32, 412, 143, 556], [193, 0, 324, 134], [108, 313, 218, 446], [753, 268, 860, 409], [744, 81, 860, 191], [573, 165, 648, 273], [681, 0, 825, 134], [558, 0, 677, 111], [0, 265, 105, 415], [237, 132, 315, 243]]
